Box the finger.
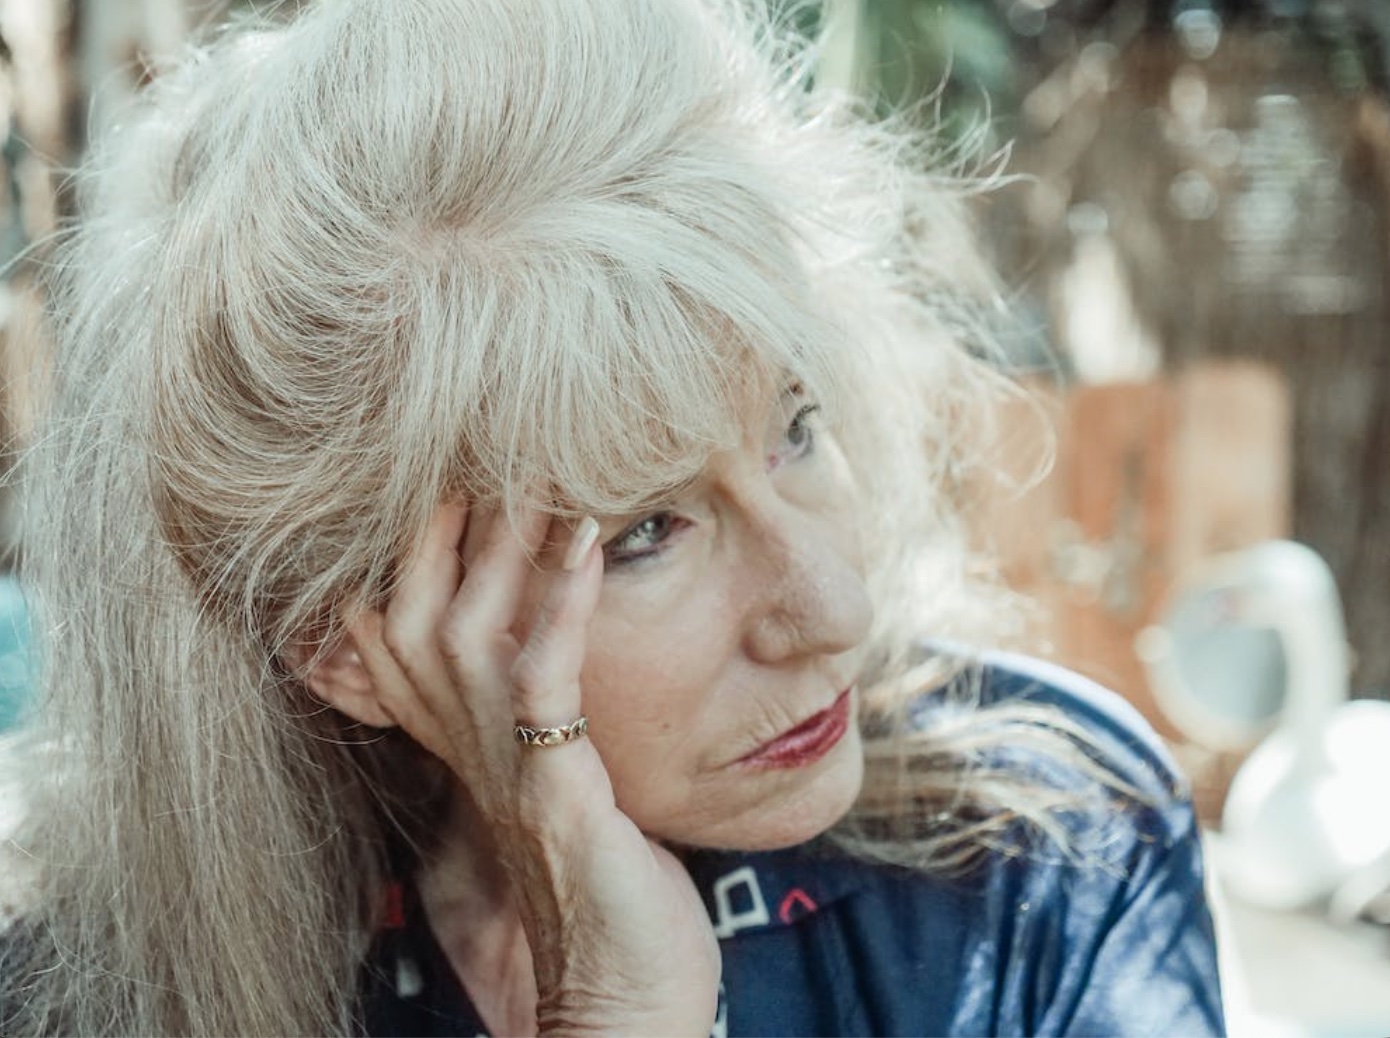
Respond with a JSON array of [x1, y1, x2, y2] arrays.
[[509, 516, 603, 732], [383, 502, 469, 641], [458, 501, 500, 570], [425, 506, 552, 742], [448, 503, 551, 636], [348, 610, 452, 758]]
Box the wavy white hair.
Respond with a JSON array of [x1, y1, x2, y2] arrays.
[[0, 1, 1117, 1033]]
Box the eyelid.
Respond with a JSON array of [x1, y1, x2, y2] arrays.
[[602, 507, 670, 546], [602, 516, 645, 550], [784, 401, 821, 441], [602, 510, 687, 567]]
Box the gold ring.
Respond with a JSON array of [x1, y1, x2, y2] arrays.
[[513, 715, 589, 748]]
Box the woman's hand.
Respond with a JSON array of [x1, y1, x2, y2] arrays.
[[349, 503, 721, 1036]]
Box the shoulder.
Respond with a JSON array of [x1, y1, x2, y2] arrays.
[[922, 651, 1204, 891], [973, 650, 1188, 801], [971, 658, 1224, 1032], [890, 655, 1223, 1033], [900, 648, 1190, 823], [689, 657, 1224, 1035]]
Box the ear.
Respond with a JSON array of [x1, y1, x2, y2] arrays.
[[294, 632, 397, 730]]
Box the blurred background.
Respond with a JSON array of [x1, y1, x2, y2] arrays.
[[1, 0, 1388, 1033]]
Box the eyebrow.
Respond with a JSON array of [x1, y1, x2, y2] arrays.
[[621, 473, 704, 516], [596, 379, 804, 521]]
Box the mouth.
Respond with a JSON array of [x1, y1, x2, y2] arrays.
[[736, 687, 854, 771]]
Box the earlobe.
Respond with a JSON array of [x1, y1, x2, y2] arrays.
[[299, 634, 397, 729]]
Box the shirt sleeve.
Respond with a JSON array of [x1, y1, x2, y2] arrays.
[[1039, 792, 1226, 1036], [976, 658, 1226, 1036]]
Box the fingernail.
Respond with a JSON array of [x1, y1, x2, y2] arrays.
[[563, 516, 600, 572]]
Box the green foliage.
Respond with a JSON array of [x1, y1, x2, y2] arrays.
[[864, 1, 1015, 118], [767, 1, 1016, 145]]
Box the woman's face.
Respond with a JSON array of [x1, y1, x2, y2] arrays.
[[536, 384, 874, 850]]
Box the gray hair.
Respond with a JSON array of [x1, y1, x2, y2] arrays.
[[1, 1, 1114, 1033]]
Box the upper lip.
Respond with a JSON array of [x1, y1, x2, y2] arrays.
[[736, 685, 854, 763]]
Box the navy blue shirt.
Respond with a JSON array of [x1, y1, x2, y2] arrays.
[[360, 657, 1225, 1036]]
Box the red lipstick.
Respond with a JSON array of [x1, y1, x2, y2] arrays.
[[738, 689, 853, 770]]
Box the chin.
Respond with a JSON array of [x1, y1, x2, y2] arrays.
[[682, 727, 867, 852]]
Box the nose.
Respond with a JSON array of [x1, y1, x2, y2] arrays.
[[740, 505, 874, 665]]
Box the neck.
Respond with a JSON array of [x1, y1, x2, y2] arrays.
[[417, 787, 539, 1037]]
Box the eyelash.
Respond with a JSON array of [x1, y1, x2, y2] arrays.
[[602, 512, 685, 567], [602, 401, 822, 568], [783, 402, 821, 459]]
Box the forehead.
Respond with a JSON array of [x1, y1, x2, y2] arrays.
[[544, 365, 800, 516], [435, 207, 843, 524]]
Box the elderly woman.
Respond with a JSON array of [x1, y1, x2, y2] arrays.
[[0, 0, 1223, 1034]]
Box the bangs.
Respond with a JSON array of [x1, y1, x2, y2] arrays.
[[418, 195, 846, 519]]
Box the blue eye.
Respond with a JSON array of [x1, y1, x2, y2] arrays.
[[603, 512, 680, 566], [785, 403, 820, 455]]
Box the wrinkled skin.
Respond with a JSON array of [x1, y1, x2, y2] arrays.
[[325, 385, 873, 1034]]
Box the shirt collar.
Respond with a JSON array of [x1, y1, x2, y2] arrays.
[[682, 839, 869, 939]]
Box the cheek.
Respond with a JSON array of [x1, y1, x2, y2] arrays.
[[577, 597, 732, 784], [791, 438, 868, 572]]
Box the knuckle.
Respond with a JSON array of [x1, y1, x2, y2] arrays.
[[438, 607, 493, 677], [438, 606, 472, 657], [508, 649, 548, 697], [380, 615, 414, 660]]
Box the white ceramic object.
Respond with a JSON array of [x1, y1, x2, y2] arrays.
[[1222, 699, 1390, 910], [1139, 540, 1347, 752], [1139, 541, 1390, 910]]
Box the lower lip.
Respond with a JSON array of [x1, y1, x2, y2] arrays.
[[738, 689, 853, 770]]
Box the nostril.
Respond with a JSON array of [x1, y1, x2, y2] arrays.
[[744, 553, 873, 663]]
